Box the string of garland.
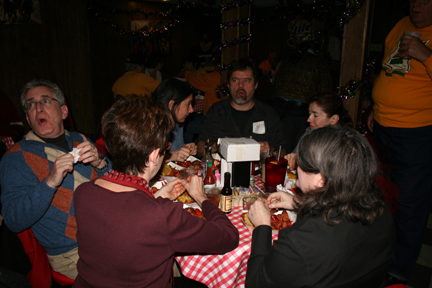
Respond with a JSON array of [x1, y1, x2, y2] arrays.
[[89, 9, 180, 37], [218, 34, 253, 51], [220, 0, 253, 12], [89, 0, 367, 39], [338, 59, 376, 100], [88, 0, 204, 18]]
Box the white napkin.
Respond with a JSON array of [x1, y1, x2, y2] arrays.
[[69, 148, 82, 164]]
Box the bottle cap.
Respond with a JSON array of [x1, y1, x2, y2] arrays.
[[207, 162, 212, 168]]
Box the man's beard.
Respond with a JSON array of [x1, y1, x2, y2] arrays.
[[233, 90, 249, 105]]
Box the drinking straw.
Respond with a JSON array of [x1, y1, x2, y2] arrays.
[[277, 146, 281, 160]]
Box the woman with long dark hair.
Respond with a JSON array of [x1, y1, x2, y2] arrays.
[[153, 77, 198, 162], [246, 126, 395, 287]]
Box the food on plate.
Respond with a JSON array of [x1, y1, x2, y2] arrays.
[[242, 210, 293, 231], [286, 170, 297, 179], [177, 160, 201, 170], [161, 164, 181, 178], [185, 208, 206, 220], [176, 191, 195, 203]]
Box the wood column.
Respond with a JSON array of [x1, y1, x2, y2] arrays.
[[339, 0, 370, 128], [221, 0, 251, 83]]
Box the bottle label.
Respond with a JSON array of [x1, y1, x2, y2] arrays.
[[220, 195, 232, 213], [204, 183, 216, 190]]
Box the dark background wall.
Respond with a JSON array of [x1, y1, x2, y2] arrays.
[[0, 0, 408, 136]]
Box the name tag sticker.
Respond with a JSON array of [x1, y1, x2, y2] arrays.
[[253, 121, 265, 134]]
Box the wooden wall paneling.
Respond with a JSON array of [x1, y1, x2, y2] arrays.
[[221, 0, 250, 83], [339, 0, 370, 128]]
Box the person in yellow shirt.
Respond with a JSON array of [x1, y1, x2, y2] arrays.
[[112, 53, 160, 100], [368, 1, 432, 285], [183, 62, 221, 116]]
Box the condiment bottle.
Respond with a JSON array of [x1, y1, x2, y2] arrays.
[[204, 162, 216, 190], [201, 139, 214, 179], [220, 172, 232, 214]]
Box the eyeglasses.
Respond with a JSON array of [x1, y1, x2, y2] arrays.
[[409, 0, 430, 4], [26, 97, 59, 112], [166, 142, 172, 151]]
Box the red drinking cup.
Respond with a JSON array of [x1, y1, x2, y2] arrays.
[[264, 156, 288, 192]]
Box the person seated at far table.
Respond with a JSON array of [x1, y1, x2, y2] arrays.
[[246, 126, 395, 288], [197, 58, 287, 158], [112, 53, 161, 101], [285, 92, 352, 169], [0, 79, 112, 280], [73, 95, 239, 288], [152, 77, 197, 162]]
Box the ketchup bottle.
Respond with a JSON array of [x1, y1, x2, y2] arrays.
[[204, 162, 216, 190]]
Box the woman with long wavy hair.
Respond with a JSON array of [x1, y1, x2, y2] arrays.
[[246, 126, 395, 288]]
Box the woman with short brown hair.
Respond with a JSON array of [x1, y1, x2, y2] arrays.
[[73, 95, 238, 288]]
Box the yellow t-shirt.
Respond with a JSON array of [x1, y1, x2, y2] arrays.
[[185, 70, 221, 115], [372, 16, 432, 128], [112, 71, 160, 99]]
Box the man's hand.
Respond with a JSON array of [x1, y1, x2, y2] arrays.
[[259, 141, 270, 154], [248, 198, 271, 227], [77, 141, 101, 168], [154, 179, 185, 200], [396, 34, 432, 62], [46, 153, 74, 188]]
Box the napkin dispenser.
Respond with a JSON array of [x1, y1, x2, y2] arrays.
[[218, 138, 260, 187]]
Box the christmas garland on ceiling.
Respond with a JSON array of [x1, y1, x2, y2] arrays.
[[89, 0, 367, 39]]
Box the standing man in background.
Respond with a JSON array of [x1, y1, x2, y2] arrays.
[[369, 0, 432, 285]]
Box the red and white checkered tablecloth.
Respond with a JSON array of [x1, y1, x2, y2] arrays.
[[193, 98, 204, 113], [1, 136, 14, 149], [176, 206, 278, 288]]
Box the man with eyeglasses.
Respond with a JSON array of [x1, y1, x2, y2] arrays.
[[0, 79, 111, 280], [368, 0, 432, 285]]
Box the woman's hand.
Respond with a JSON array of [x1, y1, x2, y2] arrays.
[[154, 179, 186, 200], [167, 143, 197, 163], [181, 175, 208, 206], [284, 153, 297, 170], [248, 198, 271, 227], [267, 191, 296, 210]]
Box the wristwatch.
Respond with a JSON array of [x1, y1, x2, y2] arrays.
[[95, 154, 109, 171]]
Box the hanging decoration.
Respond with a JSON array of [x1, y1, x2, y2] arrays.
[[90, 0, 367, 40], [218, 34, 253, 51], [220, 0, 253, 12], [338, 59, 376, 100], [88, 0, 204, 18]]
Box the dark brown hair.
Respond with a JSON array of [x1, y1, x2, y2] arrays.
[[310, 92, 353, 127], [294, 126, 385, 226], [101, 95, 174, 175]]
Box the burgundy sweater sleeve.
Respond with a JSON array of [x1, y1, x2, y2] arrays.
[[165, 200, 239, 255]]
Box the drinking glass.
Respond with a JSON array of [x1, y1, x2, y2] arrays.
[[264, 156, 288, 192]]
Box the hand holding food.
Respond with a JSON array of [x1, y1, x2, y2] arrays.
[[181, 175, 207, 206], [247, 198, 271, 227], [267, 191, 296, 210], [284, 153, 297, 170], [154, 179, 185, 200]]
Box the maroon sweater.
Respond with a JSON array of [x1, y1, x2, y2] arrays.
[[73, 180, 239, 288]]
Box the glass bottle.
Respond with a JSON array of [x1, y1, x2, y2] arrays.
[[201, 138, 214, 179], [220, 172, 232, 214]]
